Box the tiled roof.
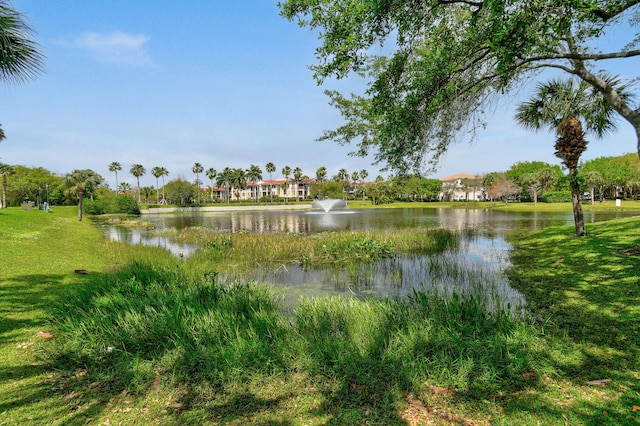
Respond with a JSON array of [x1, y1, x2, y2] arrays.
[[439, 173, 481, 182]]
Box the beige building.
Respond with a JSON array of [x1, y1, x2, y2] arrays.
[[208, 179, 313, 202], [439, 173, 484, 201]]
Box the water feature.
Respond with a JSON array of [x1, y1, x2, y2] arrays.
[[311, 198, 347, 212], [97, 207, 640, 310]]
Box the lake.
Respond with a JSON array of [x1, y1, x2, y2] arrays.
[[97, 207, 640, 311]]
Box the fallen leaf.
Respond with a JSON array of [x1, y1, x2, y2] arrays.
[[152, 373, 161, 390], [632, 406, 640, 412], [36, 331, 54, 339], [586, 378, 611, 386], [431, 386, 454, 394]]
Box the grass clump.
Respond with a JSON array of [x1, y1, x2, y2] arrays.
[[187, 227, 458, 274], [3, 206, 640, 424], [46, 262, 292, 393], [43, 264, 544, 424]]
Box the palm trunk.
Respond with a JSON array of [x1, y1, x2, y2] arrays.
[[162, 177, 166, 204], [1, 174, 6, 208], [569, 173, 586, 236], [77, 193, 84, 222]]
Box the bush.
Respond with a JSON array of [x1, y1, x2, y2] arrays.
[[114, 195, 141, 214], [83, 199, 109, 215], [540, 191, 572, 203], [83, 194, 140, 215]]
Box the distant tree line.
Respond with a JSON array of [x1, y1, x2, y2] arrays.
[[1, 154, 639, 218]]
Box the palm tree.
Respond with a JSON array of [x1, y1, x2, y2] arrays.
[[216, 167, 233, 203], [335, 168, 349, 200], [0, 163, 15, 208], [230, 168, 246, 203], [158, 167, 169, 204], [293, 167, 303, 201], [351, 171, 359, 200], [0, 2, 44, 84], [315, 166, 327, 183], [265, 162, 276, 202], [140, 186, 154, 204], [515, 78, 624, 236], [129, 164, 146, 204], [246, 164, 263, 203], [118, 182, 132, 195], [206, 167, 217, 202], [151, 166, 164, 204], [108, 161, 122, 196], [192, 162, 204, 203], [281, 166, 291, 203], [359, 169, 369, 200], [62, 169, 104, 221]]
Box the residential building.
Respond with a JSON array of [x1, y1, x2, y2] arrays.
[[439, 173, 484, 201]]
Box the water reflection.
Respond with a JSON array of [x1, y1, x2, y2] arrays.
[[244, 235, 522, 312], [106, 226, 198, 257], [97, 208, 639, 311], [135, 207, 639, 238]]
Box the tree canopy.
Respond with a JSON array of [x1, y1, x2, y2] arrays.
[[280, 0, 640, 174], [0, 1, 44, 83]]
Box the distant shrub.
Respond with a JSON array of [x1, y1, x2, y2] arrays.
[[541, 191, 572, 203], [83, 199, 109, 215], [83, 194, 140, 215], [259, 196, 286, 203], [114, 195, 140, 214]]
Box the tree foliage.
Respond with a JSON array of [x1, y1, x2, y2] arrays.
[[515, 77, 629, 235], [280, 0, 640, 173], [63, 169, 104, 221], [0, 1, 44, 83], [2, 165, 62, 207], [164, 178, 197, 206]]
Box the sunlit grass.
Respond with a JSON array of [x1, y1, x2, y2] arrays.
[[506, 216, 640, 424], [348, 199, 640, 213], [41, 261, 545, 425], [2, 206, 640, 424], [179, 227, 458, 274]]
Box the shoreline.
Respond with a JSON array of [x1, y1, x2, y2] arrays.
[[141, 204, 312, 214]]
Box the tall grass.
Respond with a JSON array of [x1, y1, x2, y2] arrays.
[[183, 227, 459, 274], [46, 262, 292, 392], [43, 257, 546, 424]]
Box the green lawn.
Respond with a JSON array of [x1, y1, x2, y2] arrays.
[[505, 217, 640, 425], [1, 205, 639, 425], [0, 207, 106, 424]]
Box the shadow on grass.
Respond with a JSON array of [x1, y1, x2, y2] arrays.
[[506, 219, 640, 424], [0, 272, 115, 425], [0, 274, 94, 345], [26, 219, 640, 426]]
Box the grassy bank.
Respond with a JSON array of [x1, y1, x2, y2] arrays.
[[1, 206, 639, 424], [506, 217, 640, 424], [0, 207, 106, 423], [346, 199, 640, 213]]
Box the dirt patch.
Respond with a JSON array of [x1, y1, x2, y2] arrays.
[[616, 246, 640, 257]]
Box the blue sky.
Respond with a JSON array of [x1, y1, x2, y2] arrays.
[[2, 1, 638, 190]]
